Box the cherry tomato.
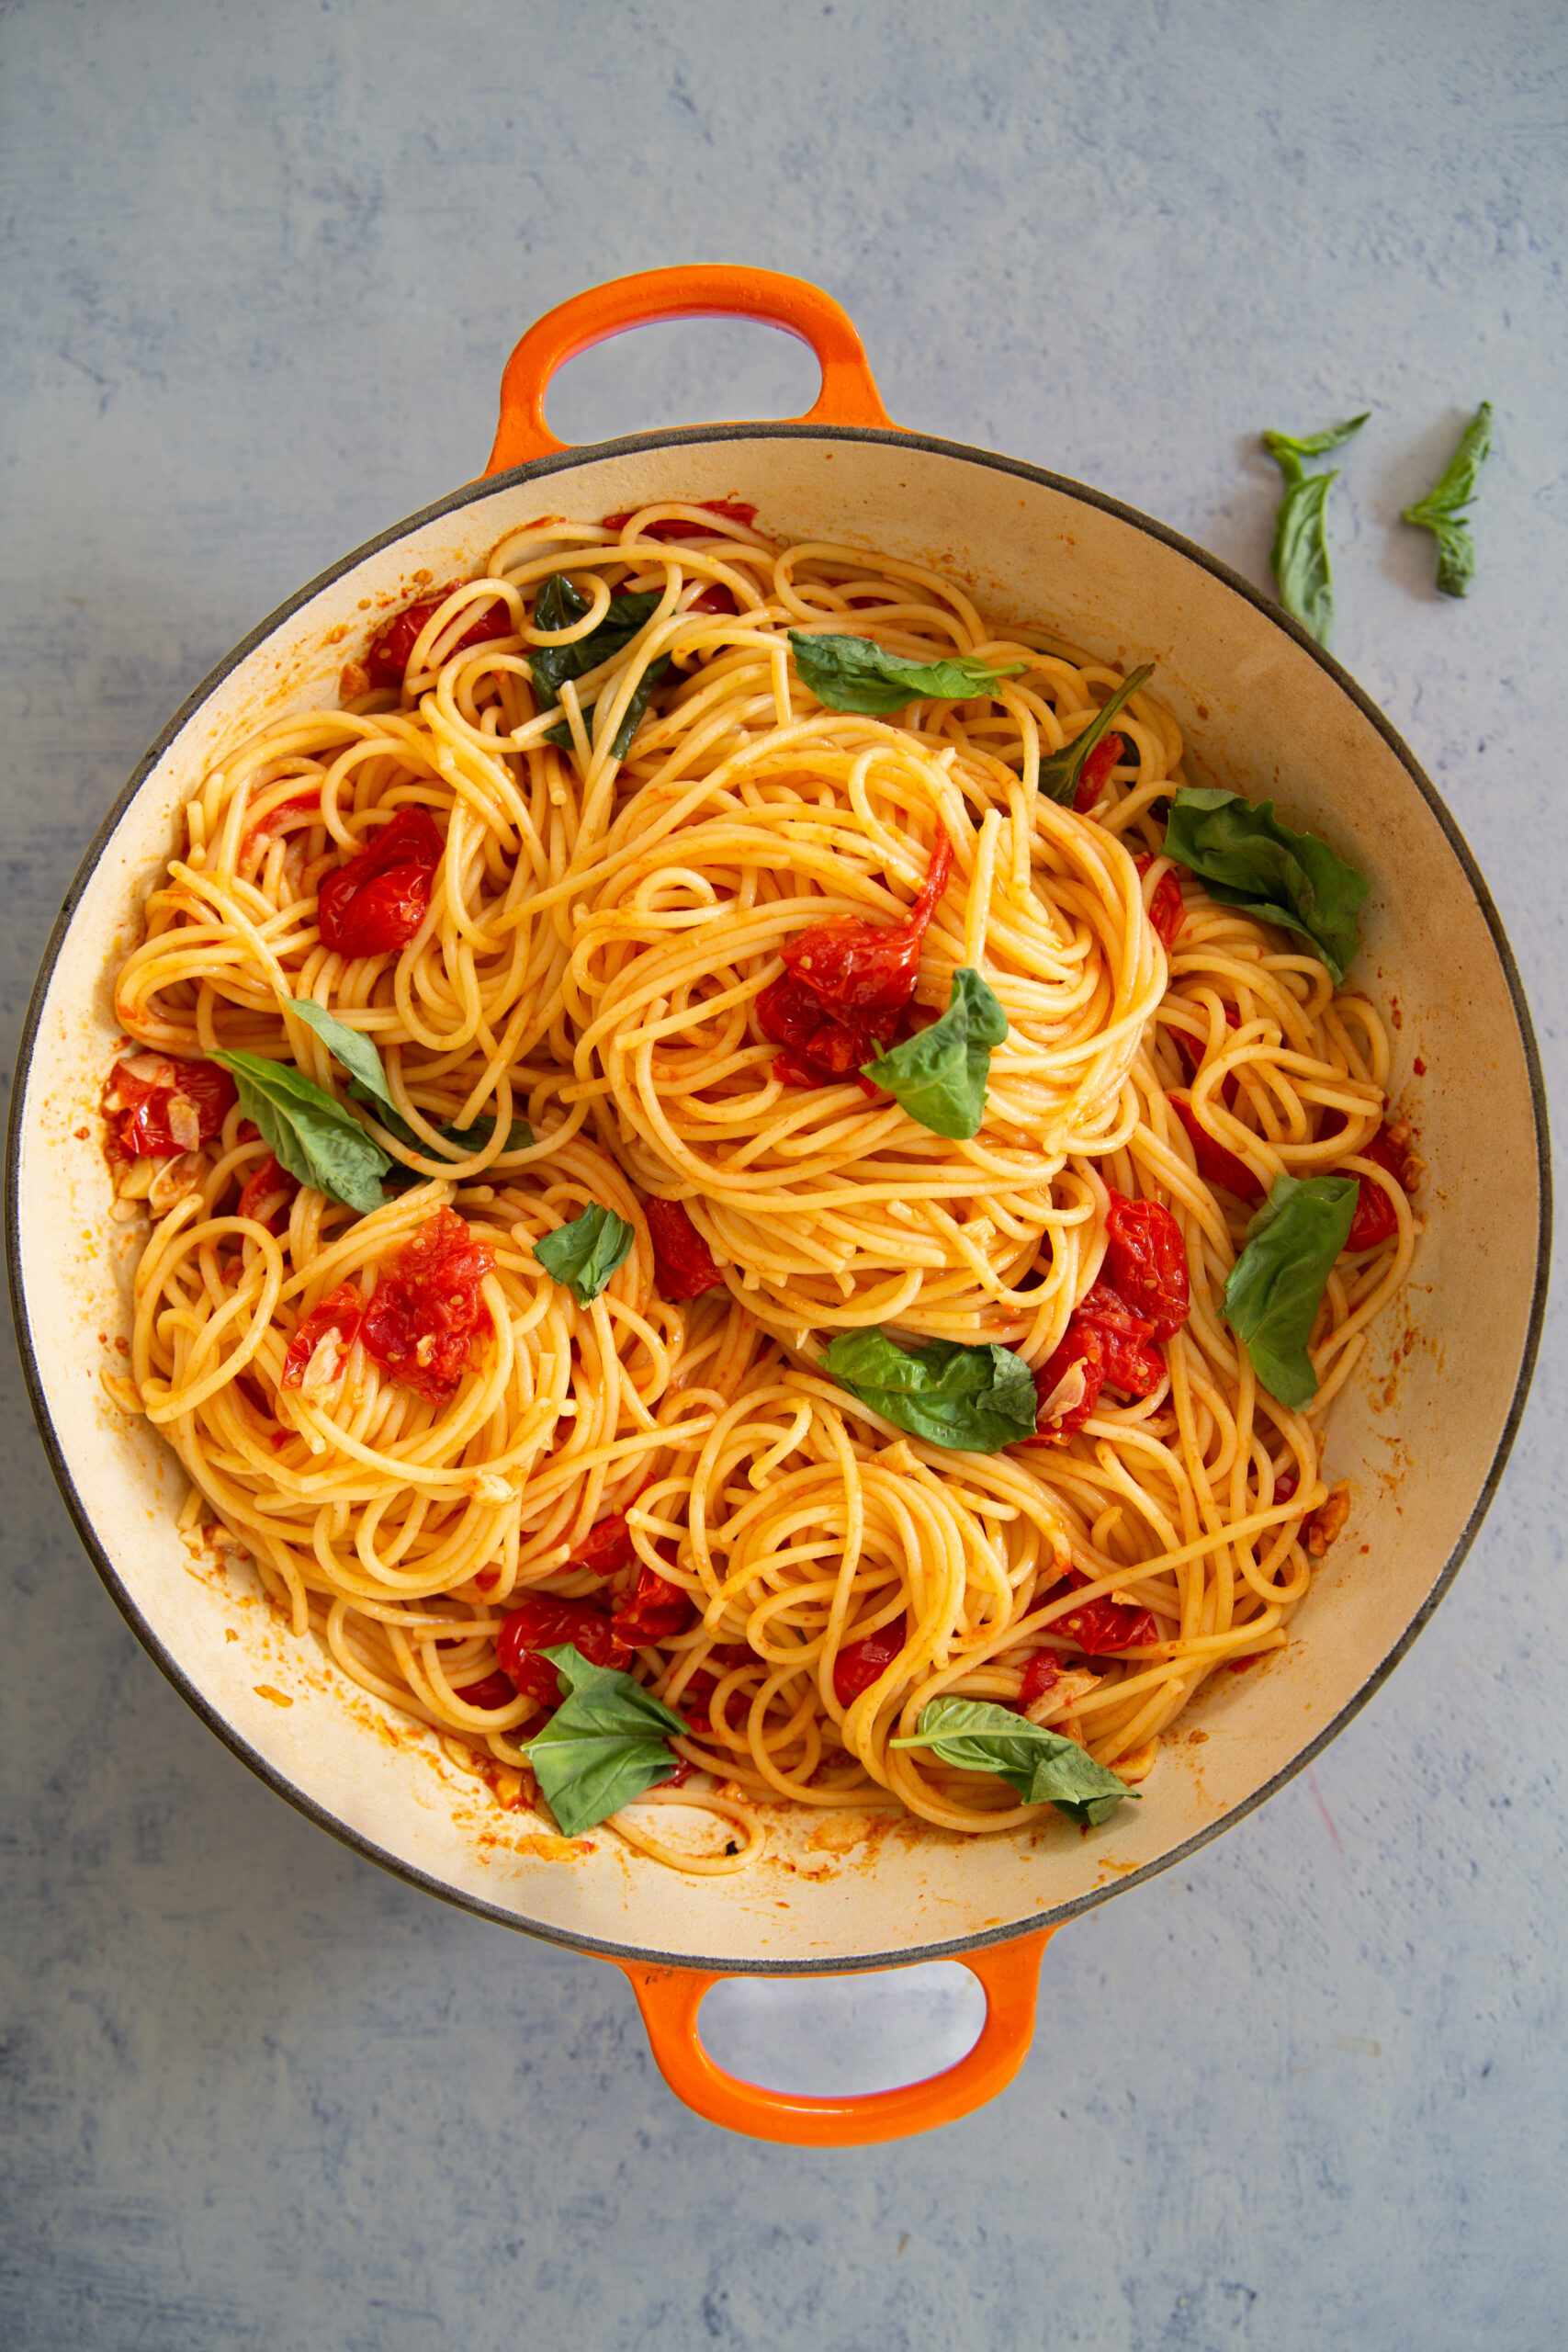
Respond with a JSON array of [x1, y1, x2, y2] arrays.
[[611, 1563, 695, 1648], [358, 1207, 494, 1401], [569, 1510, 638, 1579], [1018, 1649, 1061, 1705], [1134, 854, 1185, 951], [235, 1152, 299, 1236], [103, 1054, 237, 1159], [1104, 1191, 1190, 1340], [1171, 1091, 1264, 1203], [1274, 1471, 1299, 1504], [1075, 1283, 1166, 1396], [280, 1283, 364, 1392], [780, 836, 953, 1013], [1073, 731, 1123, 815], [645, 1197, 728, 1300], [833, 1615, 908, 1707], [1171, 1004, 1240, 1100], [756, 975, 892, 1095], [1056, 1569, 1158, 1655], [687, 582, 739, 616], [1344, 1125, 1409, 1250], [364, 588, 512, 691], [317, 805, 444, 959], [455, 1671, 516, 1711], [1030, 1325, 1106, 1442], [601, 499, 757, 540], [497, 1593, 632, 1707]]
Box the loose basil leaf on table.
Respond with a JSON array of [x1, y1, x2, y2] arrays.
[[1224, 1173, 1359, 1410], [1401, 400, 1492, 598], [346, 1076, 534, 1188], [824, 1329, 1039, 1453], [787, 630, 1024, 717], [891, 1698, 1137, 1827], [521, 1645, 688, 1838], [1035, 662, 1155, 808], [1262, 412, 1370, 643], [209, 1048, 390, 1214], [1162, 787, 1367, 985], [530, 573, 670, 759], [862, 967, 1007, 1140], [533, 1201, 636, 1304]]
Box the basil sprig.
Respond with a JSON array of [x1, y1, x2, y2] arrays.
[[521, 1645, 687, 1837], [1262, 413, 1370, 644], [531, 573, 669, 758], [1402, 401, 1492, 598], [788, 630, 1024, 716], [291, 996, 533, 1187], [1162, 787, 1367, 984], [825, 1329, 1038, 1453], [862, 967, 1007, 1140], [209, 1047, 390, 1214], [533, 1202, 636, 1304], [1036, 662, 1154, 808], [1224, 1173, 1359, 1410], [891, 1698, 1137, 1827]]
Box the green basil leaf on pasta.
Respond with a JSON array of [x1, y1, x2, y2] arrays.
[[532, 1201, 636, 1304], [346, 1078, 535, 1191], [824, 1329, 1039, 1453], [1162, 787, 1367, 984], [1224, 1173, 1359, 1410], [209, 1048, 390, 1214], [287, 996, 398, 1112], [1035, 663, 1155, 808], [862, 967, 1007, 1139], [530, 573, 671, 757], [787, 630, 1024, 717], [890, 1698, 1137, 1826], [521, 1645, 687, 1838], [1262, 412, 1369, 643], [1401, 401, 1492, 598]]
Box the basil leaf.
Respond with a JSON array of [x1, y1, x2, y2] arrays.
[[521, 1645, 686, 1838], [1162, 787, 1367, 984], [533, 1201, 636, 1304], [530, 573, 670, 757], [825, 1329, 1038, 1453], [1224, 1173, 1359, 1410], [287, 996, 397, 1112], [209, 1048, 389, 1214], [1262, 413, 1369, 643], [1035, 662, 1155, 808], [787, 630, 1024, 717], [346, 1078, 535, 1190], [1401, 401, 1492, 598], [862, 967, 1007, 1140], [891, 1698, 1136, 1827]]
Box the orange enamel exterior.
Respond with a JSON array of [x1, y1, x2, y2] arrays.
[[615, 1930, 1055, 2145], [483, 263, 897, 470]]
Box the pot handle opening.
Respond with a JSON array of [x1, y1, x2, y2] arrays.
[[483, 264, 897, 474], [614, 1928, 1053, 2145]]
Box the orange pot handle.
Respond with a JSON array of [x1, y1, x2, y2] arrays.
[[615, 1928, 1054, 2145], [483, 264, 897, 475]]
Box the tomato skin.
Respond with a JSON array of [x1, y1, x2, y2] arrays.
[[1134, 854, 1185, 950], [833, 1614, 908, 1707], [645, 1196, 728, 1300], [364, 587, 512, 690], [780, 836, 953, 1014], [104, 1054, 237, 1159], [1073, 731, 1123, 815], [235, 1152, 299, 1235], [601, 499, 757, 540], [687, 582, 739, 616], [1030, 1325, 1107, 1442], [1344, 1125, 1408, 1250], [756, 976, 892, 1096], [1028, 1282, 1166, 1443], [611, 1563, 696, 1648], [1104, 1192, 1190, 1340], [1274, 1471, 1299, 1504], [455, 1671, 516, 1711], [569, 1511, 638, 1579], [358, 1207, 495, 1401], [1056, 1569, 1158, 1656], [280, 1283, 364, 1391], [317, 805, 444, 958], [1171, 1091, 1264, 1203], [497, 1594, 632, 1706], [1018, 1648, 1061, 1705]]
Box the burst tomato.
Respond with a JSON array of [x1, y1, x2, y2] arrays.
[[569, 1510, 638, 1579], [1134, 854, 1185, 951], [317, 804, 444, 959], [832, 1615, 908, 1707], [601, 498, 757, 540], [1103, 1192, 1190, 1340], [611, 1564, 695, 1648], [364, 588, 512, 691], [103, 1053, 237, 1159], [280, 1283, 364, 1393], [1073, 731, 1124, 814], [1055, 1569, 1157, 1655], [645, 1196, 728, 1299], [1344, 1125, 1410, 1250], [358, 1207, 494, 1401], [780, 836, 953, 1013], [235, 1152, 299, 1235], [496, 1593, 632, 1707], [1018, 1648, 1062, 1705], [1171, 1092, 1264, 1202]]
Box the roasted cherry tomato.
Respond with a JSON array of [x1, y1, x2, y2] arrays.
[[1273, 1471, 1299, 1505], [364, 587, 512, 691], [780, 836, 953, 1013], [601, 499, 757, 541], [358, 1207, 494, 1401], [645, 1196, 728, 1300], [755, 975, 892, 1096], [280, 1283, 364, 1393], [103, 1053, 237, 1159], [1134, 854, 1185, 951], [1171, 1092, 1264, 1202], [1344, 1125, 1410, 1251], [317, 804, 444, 959], [1073, 731, 1123, 815], [833, 1614, 908, 1707], [1030, 1324, 1107, 1442], [1103, 1191, 1190, 1340], [1055, 1569, 1158, 1656], [454, 1671, 517, 1711], [497, 1593, 631, 1707], [568, 1510, 639, 1579], [235, 1152, 299, 1236], [1075, 1283, 1166, 1397], [1018, 1648, 1062, 1705], [611, 1563, 695, 1649], [687, 582, 739, 616]]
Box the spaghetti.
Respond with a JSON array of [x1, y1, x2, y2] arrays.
[[102, 503, 1419, 1869]]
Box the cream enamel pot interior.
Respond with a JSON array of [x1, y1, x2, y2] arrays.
[[7, 268, 1550, 2145]]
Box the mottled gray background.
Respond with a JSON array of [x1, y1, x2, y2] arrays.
[[4, 4, 1565, 2346]]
